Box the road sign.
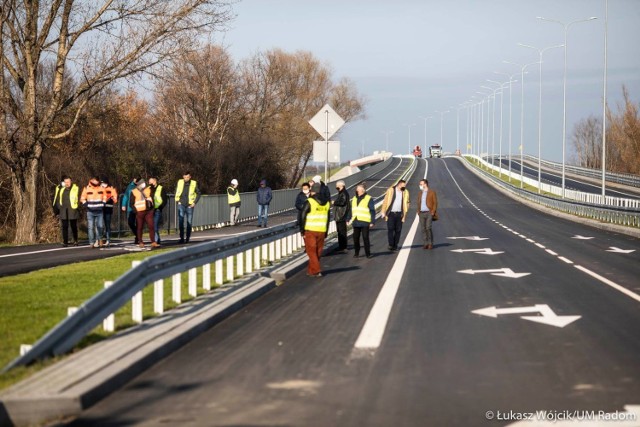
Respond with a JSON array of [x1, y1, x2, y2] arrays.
[[472, 304, 581, 328], [313, 141, 340, 163], [451, 248, 504, 256], [457, 268, 530, 278], [308, 104, 345, 140]]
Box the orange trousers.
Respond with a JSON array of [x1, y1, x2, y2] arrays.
[[303, 231, 325, 275]]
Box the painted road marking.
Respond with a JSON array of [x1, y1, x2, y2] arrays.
[[450, 248, 504, 256], [472, 304, 581, 328], [457, 268, 530, 278], [574, 265, 640, 303], [558, 257, 574, 264], [572, 235, 594, 240], [353, 216, 420, 351], [447, 236, 489, 241], [607, 247, 636, 254]]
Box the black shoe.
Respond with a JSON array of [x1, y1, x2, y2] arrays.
[[72, 241, 78, 246], [185, 239, 190, 243], [366, 254, 374, 259], [179, 238, 185, 244], [134, 238, 139, 245], [353, 254, 360, 258], [62, 243, 68, 247], [388, 246, 394, 251]]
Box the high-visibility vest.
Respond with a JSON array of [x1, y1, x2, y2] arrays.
[[104, 186, 118, 208], [304, 198, 329, 232], [154, 185, 164, 209], [132, 187, 152, 212], [351, 194, 372, 223], [227, 186, 240, 205], [53, 185, 79, 209], [175, 179, 198, 205], [81, 184, 106, 210]]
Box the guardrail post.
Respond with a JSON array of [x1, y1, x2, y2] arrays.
[[188, 267, 197, 297], [172, 273, 181, 304], [286, 235, 292, 256], [20, 345, 32, 356], [67, 307, 78, 317], [103, 281, 115, 332], [276, 238, 282, 260], [272, 241, 279, 261], [215, 259, 223, 285], [131, 261, 143, 324], [203, 263, 211, 291], [154, 279, 164, 314], [245, 249, 252, 273], [254, 246, 261, 270], [262, 243, 269, 264], [226, 256, 234, 282], [237, 252, 244, 276]]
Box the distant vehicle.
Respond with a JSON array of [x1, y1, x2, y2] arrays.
[[412, 145, 422, 158], [429, 144, 442, 158]]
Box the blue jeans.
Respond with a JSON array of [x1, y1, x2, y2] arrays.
[[103, 210, 113, 242], [258, 204, 269, 226], [87, 211, 104, 245], [178, 204, 194, 241], [154, 209, 163, 244]]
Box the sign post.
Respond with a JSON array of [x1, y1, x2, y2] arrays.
[[309, 104, 345, 182]]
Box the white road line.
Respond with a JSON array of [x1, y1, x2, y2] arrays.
[[535, 243, 546, 249], [354, 212, 420, 350], [575, 265, 640, 303], [0, 246, 86, 258], [558, 257, 573, 264], [545, 249, 558, 256]]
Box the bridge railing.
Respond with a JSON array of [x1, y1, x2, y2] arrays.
[[471, 155, 640, 210], [4, 157, 415, 372]]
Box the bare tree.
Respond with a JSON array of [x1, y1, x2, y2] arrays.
[[0, 0, 232, 243], [607, 86, 640, 174]]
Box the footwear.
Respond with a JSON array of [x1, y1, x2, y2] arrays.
[[92, 242, 100, 248], [388, 246, 394, 251], [257, 225, 262, 228], [307, 272, 323, 277], [179, 239, 185, 244], [423, 245, 429, 249], [134, 238, 139, 245], [185, 239, 190, 243], [104, 241, 110, 247], [151, 242, 160, 248], [62, 243, 68, 247], [138, 243, 145, 248], [427, 244, 433, 250], [72, 241, 78, 246], [353, 254, 360, 258], [366, 254, 373, 259]]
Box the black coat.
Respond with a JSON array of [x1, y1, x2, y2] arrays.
[[317, 181, 331, 204], [333, 188, 351, 222], [295, 191, 309, 225]]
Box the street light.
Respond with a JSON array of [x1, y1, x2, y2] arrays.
[[494, 71, 519, 182], [381, 130, 394, 153], [538, 15, 597, 198], [475, 91, 491, 166], [602, 0, 608, 198], [486, 80, 510, 175], [434, 110, 450, 147], [504, 60, 540, 188], [419, 115, 434, 158], [404, 123, 416, 154], [519, 42, 564, 193]]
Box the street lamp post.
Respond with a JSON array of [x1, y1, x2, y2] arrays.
[[419, 116, 434, 158], [602, 0, 608, 199], [381, 130, 394, 153], [404, 123, 416, 155], [494, 71, 519, 182], [519, 42, 564, 193], [538, 15, 597, 198], [434, 110, 450, 148], [486, 80, 510, 175]]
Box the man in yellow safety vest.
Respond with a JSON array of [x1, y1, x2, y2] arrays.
[[175, 171, 201, 243], [299, 182, 330, 277], [149, 177, 167, 245], [53, 176, 80, 246]]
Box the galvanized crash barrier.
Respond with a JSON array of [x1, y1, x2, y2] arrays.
[[461, 156, 640, 229], [4, 156, 416, 372]]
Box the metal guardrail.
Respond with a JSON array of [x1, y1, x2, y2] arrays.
[[4, 157, 412, 372], [462, 157, 640, 229], [472, 155, 640, 211]]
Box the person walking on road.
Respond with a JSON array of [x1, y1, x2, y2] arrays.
[[300, 182, 330, 277], [228, 179, 241, 226], [295, 182, 310, 225], [130, 179, 159, 249], [256, 179, 272, 228], [417, 179, 438, 250], [175, 171, 201, 243], [350, 183, 375, 258], [121, 177, 139, 244], [53, 176, 80, 247], [381, 179, 410, 251], [80, 176, 107, 248], [100, 176, 118, 247], [311, 175, 331, 204], [333, 180, 351, 252], [149, 177, 167, 245]]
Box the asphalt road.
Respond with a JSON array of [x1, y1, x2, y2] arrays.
[[0, 158, 410, 278], [65, 157, 640, 426], [496, 158, 640, 199]]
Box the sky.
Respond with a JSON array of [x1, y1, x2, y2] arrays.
[[221, 0, 640, 164]]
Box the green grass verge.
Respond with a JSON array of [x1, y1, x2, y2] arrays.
[[465, 157, 557, 197], [0, 248, 254, 391]]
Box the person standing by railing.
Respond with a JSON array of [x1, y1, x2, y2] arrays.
[[53, 176, 79, 247], [175, 171, 201, 243], [300, 182, 330, 277], [295, 182, 310, 226], [256, 179, 272, 228], [149, 177, 167, 245], [227, 179, 241, 226]]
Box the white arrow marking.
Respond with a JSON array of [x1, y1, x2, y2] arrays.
[[607, 247, 636, 254], [451, 248, 504, 255], [447, 236, 489, 241], [457, 268, 530, 278], [572, 235, 594, 240], [472, 304, 581, 328], [507, 404, 640, 426]]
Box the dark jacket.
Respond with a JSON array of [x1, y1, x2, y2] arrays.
[[299, 195, 330, 234], [54, 184, 80, 220], [295, 191, 309, 225], [333, 188, 351, 222], [317, 181, 331, 204], [257, 185, 272, 205], [121, 181, 137, 215], [351, 193, 376, 228]]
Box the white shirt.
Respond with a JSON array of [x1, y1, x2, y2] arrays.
[[391, 188, 403, 212]]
